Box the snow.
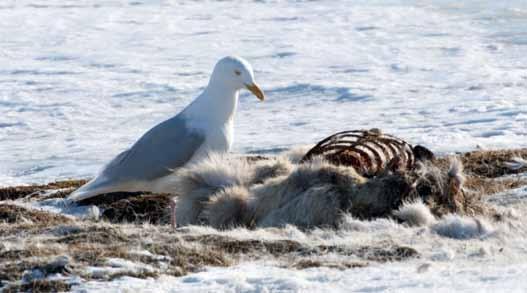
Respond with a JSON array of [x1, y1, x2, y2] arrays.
[[2, 196, 100, 220], [84, 258, 157, 280], [3, 182, 527, 292], [70, 186, 527, 292], [430, 215, 493, 240], [76, 262, 527, 293], [1, 0, 526, 186], [2, 0, 527, 292]]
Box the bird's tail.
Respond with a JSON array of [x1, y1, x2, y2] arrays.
[[66, 176, 120, 204]]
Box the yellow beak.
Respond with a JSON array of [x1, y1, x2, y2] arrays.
[[245, 83, 265, 101]]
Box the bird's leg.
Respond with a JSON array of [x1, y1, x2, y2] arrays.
[[170, 198, 177, 230]]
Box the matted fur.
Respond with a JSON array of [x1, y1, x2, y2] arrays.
[[201, 186, 251, 229], [156, 151, 488, 229], [393, 200, 436, 227], [155, 154, 293, 226], [250, 158, 365, 228]]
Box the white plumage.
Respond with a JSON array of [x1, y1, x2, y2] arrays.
[[67, 56, 264, 203]]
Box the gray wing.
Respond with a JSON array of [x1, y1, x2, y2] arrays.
[[102, 114, 205, 183]]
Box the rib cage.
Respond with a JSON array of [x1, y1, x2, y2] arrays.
[[301, 129, 417, 177]]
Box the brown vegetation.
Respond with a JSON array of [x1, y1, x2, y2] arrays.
[[0, 148, 526, 291], [101, 194, 172, 224], [291, 259, 367, 270], [0, 180, 86, 201], [461, 148, 527, 177], [0, 204, 72, 224], [2, 279, 72, 293]]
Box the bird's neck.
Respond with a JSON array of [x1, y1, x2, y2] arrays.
[[184, 82, 239, 128]]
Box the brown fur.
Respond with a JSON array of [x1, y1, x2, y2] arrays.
[[2, 150, 526, 229]]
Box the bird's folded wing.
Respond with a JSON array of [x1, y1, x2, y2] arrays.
[[103, 115, 206, 182], [67, 116, 205, 203]]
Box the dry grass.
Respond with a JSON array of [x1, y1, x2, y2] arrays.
[[0, 204, 72, 224], [0, 180, 86, 201], [101, 194, 172, 224], [1, 149, 526, 290], [145, 241, 231, 275], [55, 226, 129, 245], [313, 243, 419, 262], [0, 205, 420, 291], [182, 234, 304, 256], [0, 260, 42, 282], [424, 149, 527, 217], [2, 280, 72, 293], [291, 260, 368, 270], [465, 176, 526, 194], [433, 148, 527, 178]]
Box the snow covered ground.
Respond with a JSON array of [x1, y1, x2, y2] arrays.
[[1, 0, 527, 292], [78, 262, 527, 293], [1, 0, 526, 186], [72, 184, 527, 293]]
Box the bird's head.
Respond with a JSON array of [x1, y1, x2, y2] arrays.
[[209, 56, 265, 101]]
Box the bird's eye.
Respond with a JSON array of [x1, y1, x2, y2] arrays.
[[234, 70, 241, 76]]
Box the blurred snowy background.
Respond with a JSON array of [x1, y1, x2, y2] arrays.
[[1, 0, 526, 185]]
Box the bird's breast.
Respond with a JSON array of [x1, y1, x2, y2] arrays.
[[190, 122, 233, 162], [204, 127, 231, 152]]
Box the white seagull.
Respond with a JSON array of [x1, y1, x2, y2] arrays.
[[67, 56, 264, 203]]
